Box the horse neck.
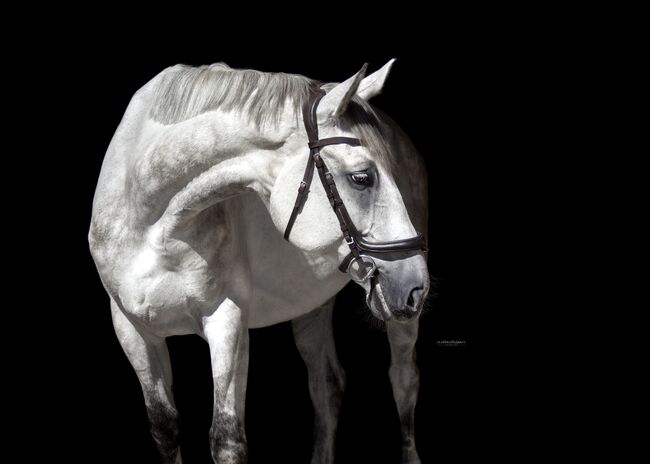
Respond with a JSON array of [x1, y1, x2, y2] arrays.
[[141, 108, 297, 237]]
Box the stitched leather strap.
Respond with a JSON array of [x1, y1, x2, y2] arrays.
[[283, 90, 327, 241], [313, 152, 361, 262], [338, 234, 428, 272], [309, 137, 361, 149], [283, 153, 315, 241]]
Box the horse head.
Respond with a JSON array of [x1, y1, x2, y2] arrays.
[[269, 60, 430, 322]]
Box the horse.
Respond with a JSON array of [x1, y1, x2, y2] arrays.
[[89, 60, 430, 464]]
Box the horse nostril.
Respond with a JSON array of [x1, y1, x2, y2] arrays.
[[406, 293, 415, 308], [406, 285, 424, 310]]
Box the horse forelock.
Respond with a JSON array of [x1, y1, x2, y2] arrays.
[[343, 99, 395, 171]]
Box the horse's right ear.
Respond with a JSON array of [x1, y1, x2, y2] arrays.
[[317, 63, 368, 122], [317, 60, 396, 122]]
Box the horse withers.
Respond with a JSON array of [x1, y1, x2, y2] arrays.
[[89, 60, 429, 464]]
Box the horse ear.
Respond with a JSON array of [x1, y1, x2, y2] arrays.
[[317, 63, 368, 121], [317, 60, 396, 122], [357, 58, 396, 100]]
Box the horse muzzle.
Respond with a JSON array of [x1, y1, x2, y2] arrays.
[[365, 257, 429, 322]]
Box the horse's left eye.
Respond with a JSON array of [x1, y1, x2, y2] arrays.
[[350, 172, 369, 185]]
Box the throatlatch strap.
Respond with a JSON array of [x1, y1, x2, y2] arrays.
[[283, 153, 315, 241], [283, 91, 326, 241]]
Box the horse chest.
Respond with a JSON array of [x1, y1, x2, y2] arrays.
[[117, 241, 229, 335]]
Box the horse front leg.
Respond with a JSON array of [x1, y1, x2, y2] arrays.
[[111, 300, 182, 464], [292, 298, 345, 464], [387, 318, 421, 464], [203, 298, 249, 464]]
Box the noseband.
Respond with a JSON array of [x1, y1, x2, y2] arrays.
[[283, 89, 427, 275]]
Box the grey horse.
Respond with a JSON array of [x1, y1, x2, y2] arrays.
[[89, 60, 429, 463]]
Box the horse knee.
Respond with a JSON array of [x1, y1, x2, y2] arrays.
[[210, 412, 247, 463]]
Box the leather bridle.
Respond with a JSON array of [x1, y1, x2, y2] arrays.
[[283, 89, 427, 276]]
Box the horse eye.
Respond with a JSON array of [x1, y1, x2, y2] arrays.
[[350, 172, 369, 185]]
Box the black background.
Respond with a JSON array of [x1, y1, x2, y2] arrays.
[[31, 15, 542, 463]]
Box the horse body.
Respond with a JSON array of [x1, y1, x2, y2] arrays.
[[90, 61, 428, 463]]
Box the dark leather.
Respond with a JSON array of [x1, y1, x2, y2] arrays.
[[309, 137, 361, 149], [283, 149, 316, 241], [283, 91, 326, 241], [284, 88, 427, 273], [356, 233, 427, 252]]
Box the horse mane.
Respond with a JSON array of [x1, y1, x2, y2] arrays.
[[149, 62, 393, 166], [149, 63, 312, 127]]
